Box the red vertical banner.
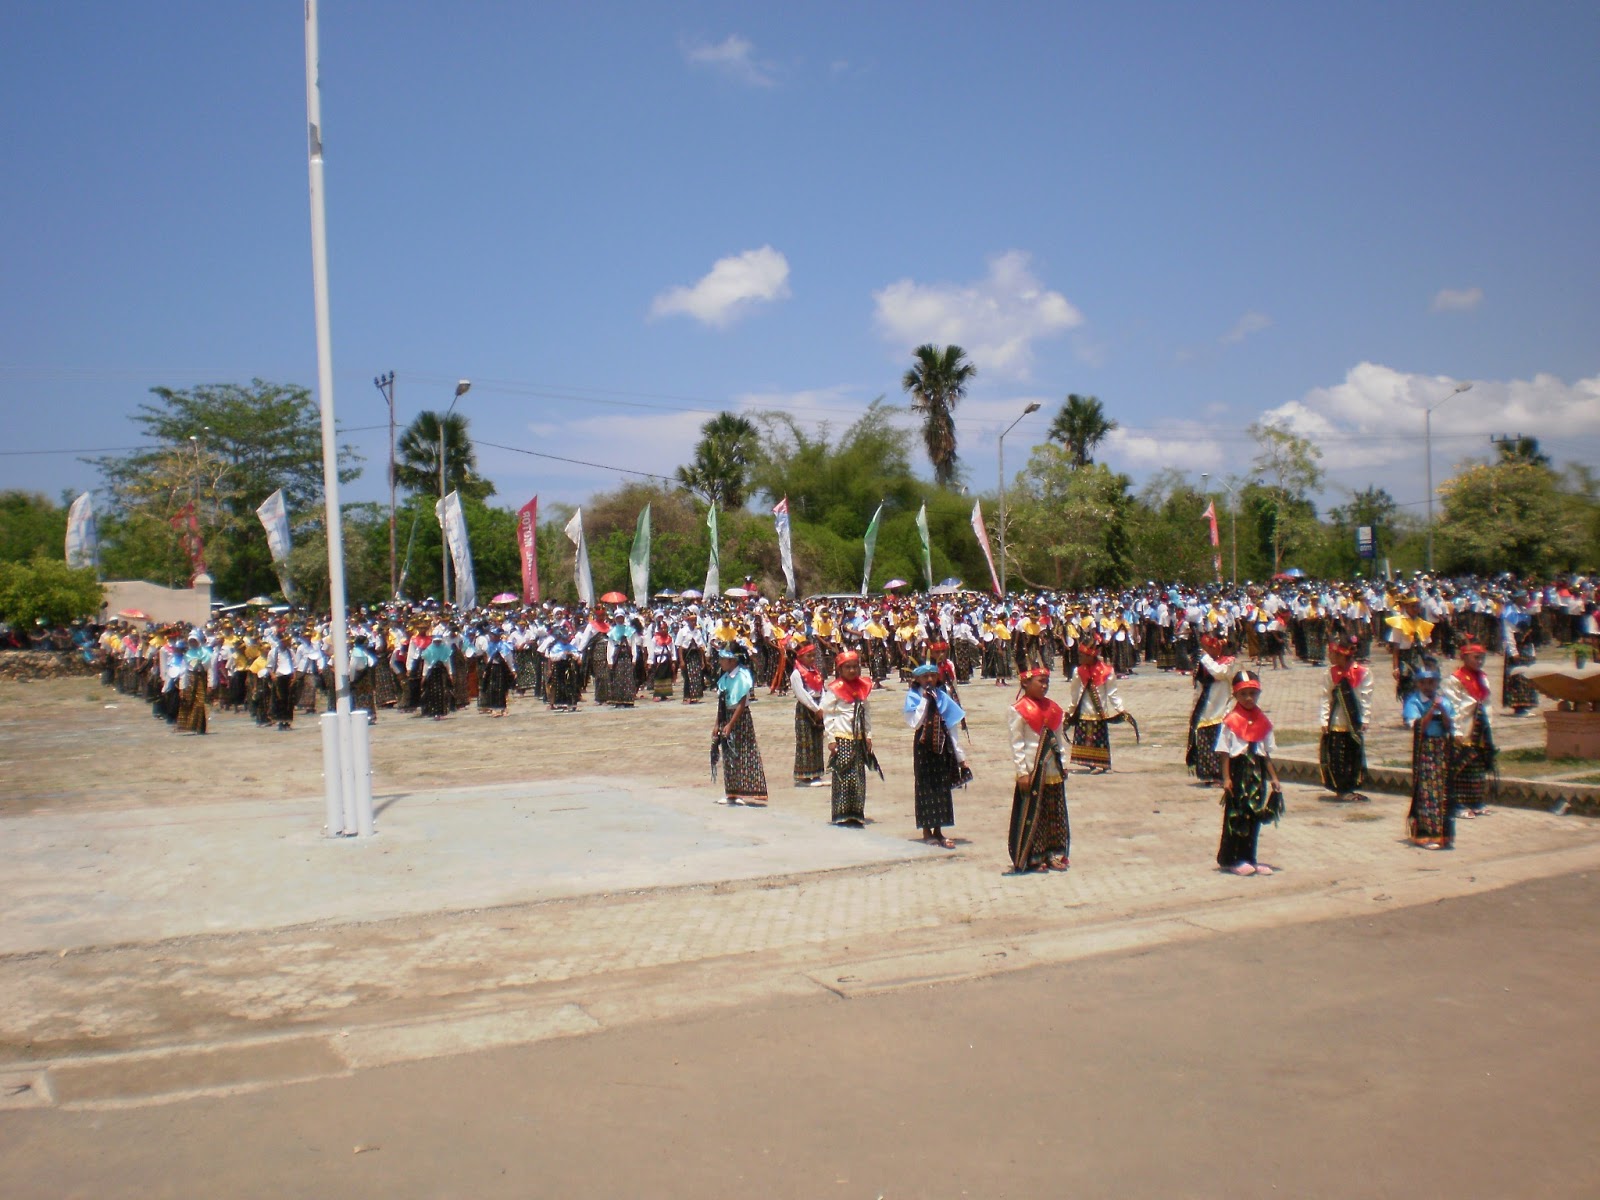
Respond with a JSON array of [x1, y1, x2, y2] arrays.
[[169, 502, 207, 582], [517, 496, 539, 604], [1201, 501, 1221, 584]]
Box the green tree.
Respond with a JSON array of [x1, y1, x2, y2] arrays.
[[674, 413, 760, 509], [0, 557, 104, 625], [93, 381, 361, 600], [1047, 394, 1118, 468], [1007, 448, 1133, 589], [1495, 435, 1552, 468], [1124, 470, 1216, 583], [1436, 459, 1586, 574], [0, 491, 69, 565], [395, 411, 494, 502], [1248, 421, 1324, 573], [901, 344, 976, 488]]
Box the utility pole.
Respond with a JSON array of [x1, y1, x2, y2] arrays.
[[997, 402, 1040, 595], [374, 371, 396, 599], [1424, 381, 1472, 572]]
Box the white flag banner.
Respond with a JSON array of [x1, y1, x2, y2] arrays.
[[564, 507, 595, 606], [65, 491, 97, 570], [704, 504, 721, 598], [436, 490, 477, 611], [773, 498, 795, 599], [256, 489, 293, 563]]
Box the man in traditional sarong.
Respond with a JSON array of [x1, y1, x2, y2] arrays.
[[1446, 642, 1496, 819], [789, 641, 828, 787], [904, 662, 969, 848], [1006, 666, 1069, 872], [820, 650, 874, 825], [713, 646, 768, 806], [1065, 637, 1125, 774], [1317, 635, 1372, 800]]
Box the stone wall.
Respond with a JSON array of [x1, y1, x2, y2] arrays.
[[0, 651, 99, 682]]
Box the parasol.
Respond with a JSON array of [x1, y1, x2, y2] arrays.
[[724, 587, 752, 598], [116, 608, 150, 621], [599, 591, 628, 604], [490, 593, 518, 605], [654, 589, 679, 599], [246, 596, 275, 607], [883, 579, 909, 590], [679, 589, 703, 599]]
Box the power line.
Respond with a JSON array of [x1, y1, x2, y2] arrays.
[[475, 439, 675, 482]]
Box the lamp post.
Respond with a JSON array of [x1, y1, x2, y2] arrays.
[[373, 372, 396, 598], [1222, 477, 1247, 585], [1425, 381, 1472, 572], [439, 379, 470, 605], [997, 401, 1041, 595]]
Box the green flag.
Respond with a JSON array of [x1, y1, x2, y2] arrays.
[[629, 504, 651, 606], [860, 502, 884, 595], [916, 502, 933, 591], [704, 505, 720, 597]]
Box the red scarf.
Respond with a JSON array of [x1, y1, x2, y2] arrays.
[[1077, 660, 1113, 687], [798, 667, 823, 694], [1223, 704, 1273, 744], [1453, 666, 1489, 703], [1013, 695, 1064, 734], [1330, 663, 1367, 687], [829, 676, 874, 703]]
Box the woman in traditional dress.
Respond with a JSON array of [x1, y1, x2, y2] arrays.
[[419, 630, 455, 720], [1500, 604, 1539, 716], [820, 650, 874, 825], [177, 633, 210, 735], [1403, 661, 1457, 850], [905, 662, 969, 848], [478, 628, 516, 717], [1186, 633, 1239, 783], [789, 641, 828, 787], [1065, 637, 1125, 774], [349, 635, 379, 723], [1446, 642, 1496, 819], [1317, 635, 1372, 800], [648, 621, 677, 702], [677, 616, 706, 704], [542, 623, 584, 712], [713, 647, 768, 806], [606, 619, 639, 707], [1006, 666, 1070, 872], [1216, 671, 1283, 876]]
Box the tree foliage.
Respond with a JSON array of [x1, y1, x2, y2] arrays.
[[1436, 459, 1586, 575], [901, 344, 976, 488], [395, 411, 494, 501], [1047, 394, 1118, 468], [0, 557, 104, 625], [1249, 421, 1325, 573], [0, 491, 69, 565], [1007, 449, 1133, 589], [674, 413, 759, 509], [92, 381, 361, 600]]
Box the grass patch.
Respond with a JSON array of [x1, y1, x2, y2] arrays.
[[1570, 773, 1600, 786]]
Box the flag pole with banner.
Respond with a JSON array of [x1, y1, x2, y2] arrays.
[[255, 488, 296, 599], [970, 500, 1001, 596], [1201, 500, 1222, 584], [169, 502, 207, 583], [516, 496, 540, 604], [915, 502, 934, 592], [773, 497, 796, 598], [704, 504, 721, 598], [65, 492, 98, 573], [564, 507, 594, 606], [860, 502, 884, 595], [629, 504, 652, 607], [436, 490, 476, 611]]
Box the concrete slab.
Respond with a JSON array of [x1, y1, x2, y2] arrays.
[[0, 776, 926, 954]]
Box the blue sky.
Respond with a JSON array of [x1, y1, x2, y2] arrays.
[[4, 2, 1598, 520]]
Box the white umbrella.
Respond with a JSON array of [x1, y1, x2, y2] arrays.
[[724, 587, 752, 598]]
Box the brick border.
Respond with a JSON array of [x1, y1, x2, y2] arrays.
[[1274, 756, 1600, 818]]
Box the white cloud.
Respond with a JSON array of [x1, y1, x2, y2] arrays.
[[649, 246, 791, 328], [1103, 423, 1224, 472], [1220, 311, 1272, 345], [681, 34, 775, 87], [872, 251, 1084, 380], [1257, 362, 1600, 474], [1430, 286, 1483, 313]]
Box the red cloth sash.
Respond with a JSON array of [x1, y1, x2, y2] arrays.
[[828, 676, 874, 703], [1013, 695, 1064, 735], [1224, 705, 1273, 743], [798, 667, 823, 694], [1078, 660, 1114, 687], [1453, 666, 1490, 703], [1330, 663, 1367, 687]]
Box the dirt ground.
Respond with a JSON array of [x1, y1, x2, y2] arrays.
[[4, 868, 1596, 1199], [0, 653, 1551, 820]]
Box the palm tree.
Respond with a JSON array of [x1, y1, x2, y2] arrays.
[[901, 344, 976, 488], [675, 412, 760, 508], [1048, 394, 1118, 468], [395, 411, 493, 500], [1496, 435, 1552, 468]]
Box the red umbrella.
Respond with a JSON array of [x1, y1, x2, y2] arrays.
[[599, 591, 628, 604], [116, 609, 150, 621]]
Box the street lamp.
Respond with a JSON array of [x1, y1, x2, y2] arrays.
[[440, 379, 470, 606], [1425, 381, 1472, 572], [997, 401, 1041, 595]]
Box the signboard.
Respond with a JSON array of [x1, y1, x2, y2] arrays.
[[1356, 525, 1376, 560]]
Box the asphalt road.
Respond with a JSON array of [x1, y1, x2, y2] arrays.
[[6, 869, 1597, 1200]]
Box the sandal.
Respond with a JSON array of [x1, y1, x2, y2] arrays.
[[939, 837, 956, 849], [1230, 864, 1257, 876]]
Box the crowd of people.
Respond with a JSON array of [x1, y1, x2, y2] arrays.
[[82, 572, 1598, 875]]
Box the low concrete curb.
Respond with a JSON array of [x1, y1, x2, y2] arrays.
[[1274, 755, 1600, 818]]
